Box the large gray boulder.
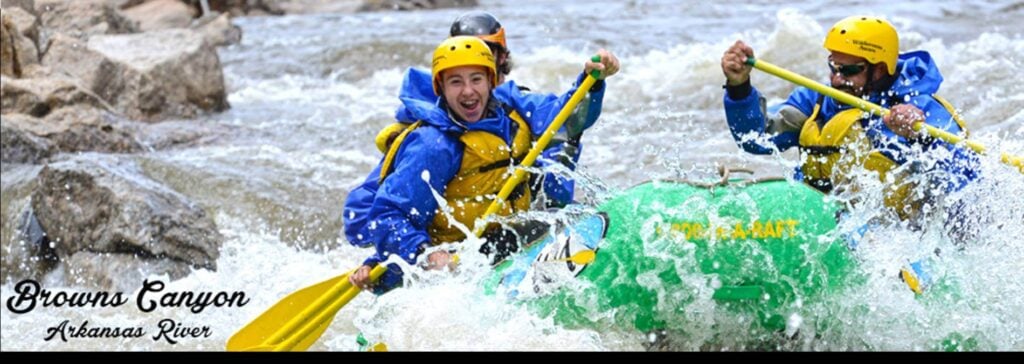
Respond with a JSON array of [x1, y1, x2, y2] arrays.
[[0, 165, 50, 284], [42, 29, 228, 121], [3, 5, 40, 55], [0, 107, 144, 164], [1, 73, 110, 116], [33, 0, 138, 42], [36, 106, 144, 154], [29, 154, 221, 289], [120, 0, 196, 31]]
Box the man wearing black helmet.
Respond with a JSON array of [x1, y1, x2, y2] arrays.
[[450, 12, 513, 83]]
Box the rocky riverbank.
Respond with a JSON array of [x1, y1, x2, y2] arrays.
[[1, 0, 475, 291]]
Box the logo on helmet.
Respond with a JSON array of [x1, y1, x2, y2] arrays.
[[852, 40, 882, 53]]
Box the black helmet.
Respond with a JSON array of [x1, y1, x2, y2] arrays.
[[450, 11, 506, 52]]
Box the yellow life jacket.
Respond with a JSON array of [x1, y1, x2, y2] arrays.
[[377, 110, 533, 244], [798, 95, 967, 218]]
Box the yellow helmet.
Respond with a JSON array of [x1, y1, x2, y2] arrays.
[[823, 16, 899, 75], [431, 36, 497, 95]]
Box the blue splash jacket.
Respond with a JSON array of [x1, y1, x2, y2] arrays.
[[344, 68, 605, 292]]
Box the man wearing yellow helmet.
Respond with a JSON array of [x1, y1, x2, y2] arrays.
[[383, 12, 602, 210], [720, 15, 978, 220], [345, 12, 618, 254], [348, 36, 619, 292]]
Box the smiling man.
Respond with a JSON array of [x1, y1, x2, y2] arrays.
[[719, 15, 978, 221], [347, 36, 619, 292]]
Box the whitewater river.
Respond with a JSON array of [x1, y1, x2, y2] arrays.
[[2, 0, 1022, 351]]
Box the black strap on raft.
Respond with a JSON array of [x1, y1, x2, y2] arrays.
[[805, 177, 834, 193], [802, 145, 843, 156]]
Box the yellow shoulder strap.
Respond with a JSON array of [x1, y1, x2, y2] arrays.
[[932, 95, 969, 138], [509, 109, 527, 126], [375, 123, 412, 153], [379, 121, 423, 182], [508, 110, 531, 160], [806, 101, 823, 127], [797, 96, 823, 146]]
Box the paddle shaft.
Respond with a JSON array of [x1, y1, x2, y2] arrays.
[[745, 57, 1024, 173]]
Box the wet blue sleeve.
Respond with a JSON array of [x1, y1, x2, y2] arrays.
[[536, 142, 584, 207], [867, 96, 979, 193], [343, 163, 383, 247], [361, 128, 462, 291], [723, 86, 800, 154]]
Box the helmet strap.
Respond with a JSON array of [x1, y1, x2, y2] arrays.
[[863, 63, 877, 96]]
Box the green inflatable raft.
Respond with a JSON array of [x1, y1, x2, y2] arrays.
[[487, 173, 862, 341]]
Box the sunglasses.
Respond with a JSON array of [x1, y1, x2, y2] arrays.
[[828, 60, 867, 77]]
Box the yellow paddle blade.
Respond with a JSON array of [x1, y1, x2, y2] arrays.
[[546, 249, 596, 265], [228, 265, 388, 351], [276, 271, 374, 351], [227, 270, 353, 351], [900, 268, 924, 295]]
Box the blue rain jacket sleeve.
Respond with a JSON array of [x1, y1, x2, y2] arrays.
[[360, 127, 463, 290], [342, 163, 383, 247], [536, 144, 582, 207], [722, 86, 801, 154], [344, 69, 441, 249]]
